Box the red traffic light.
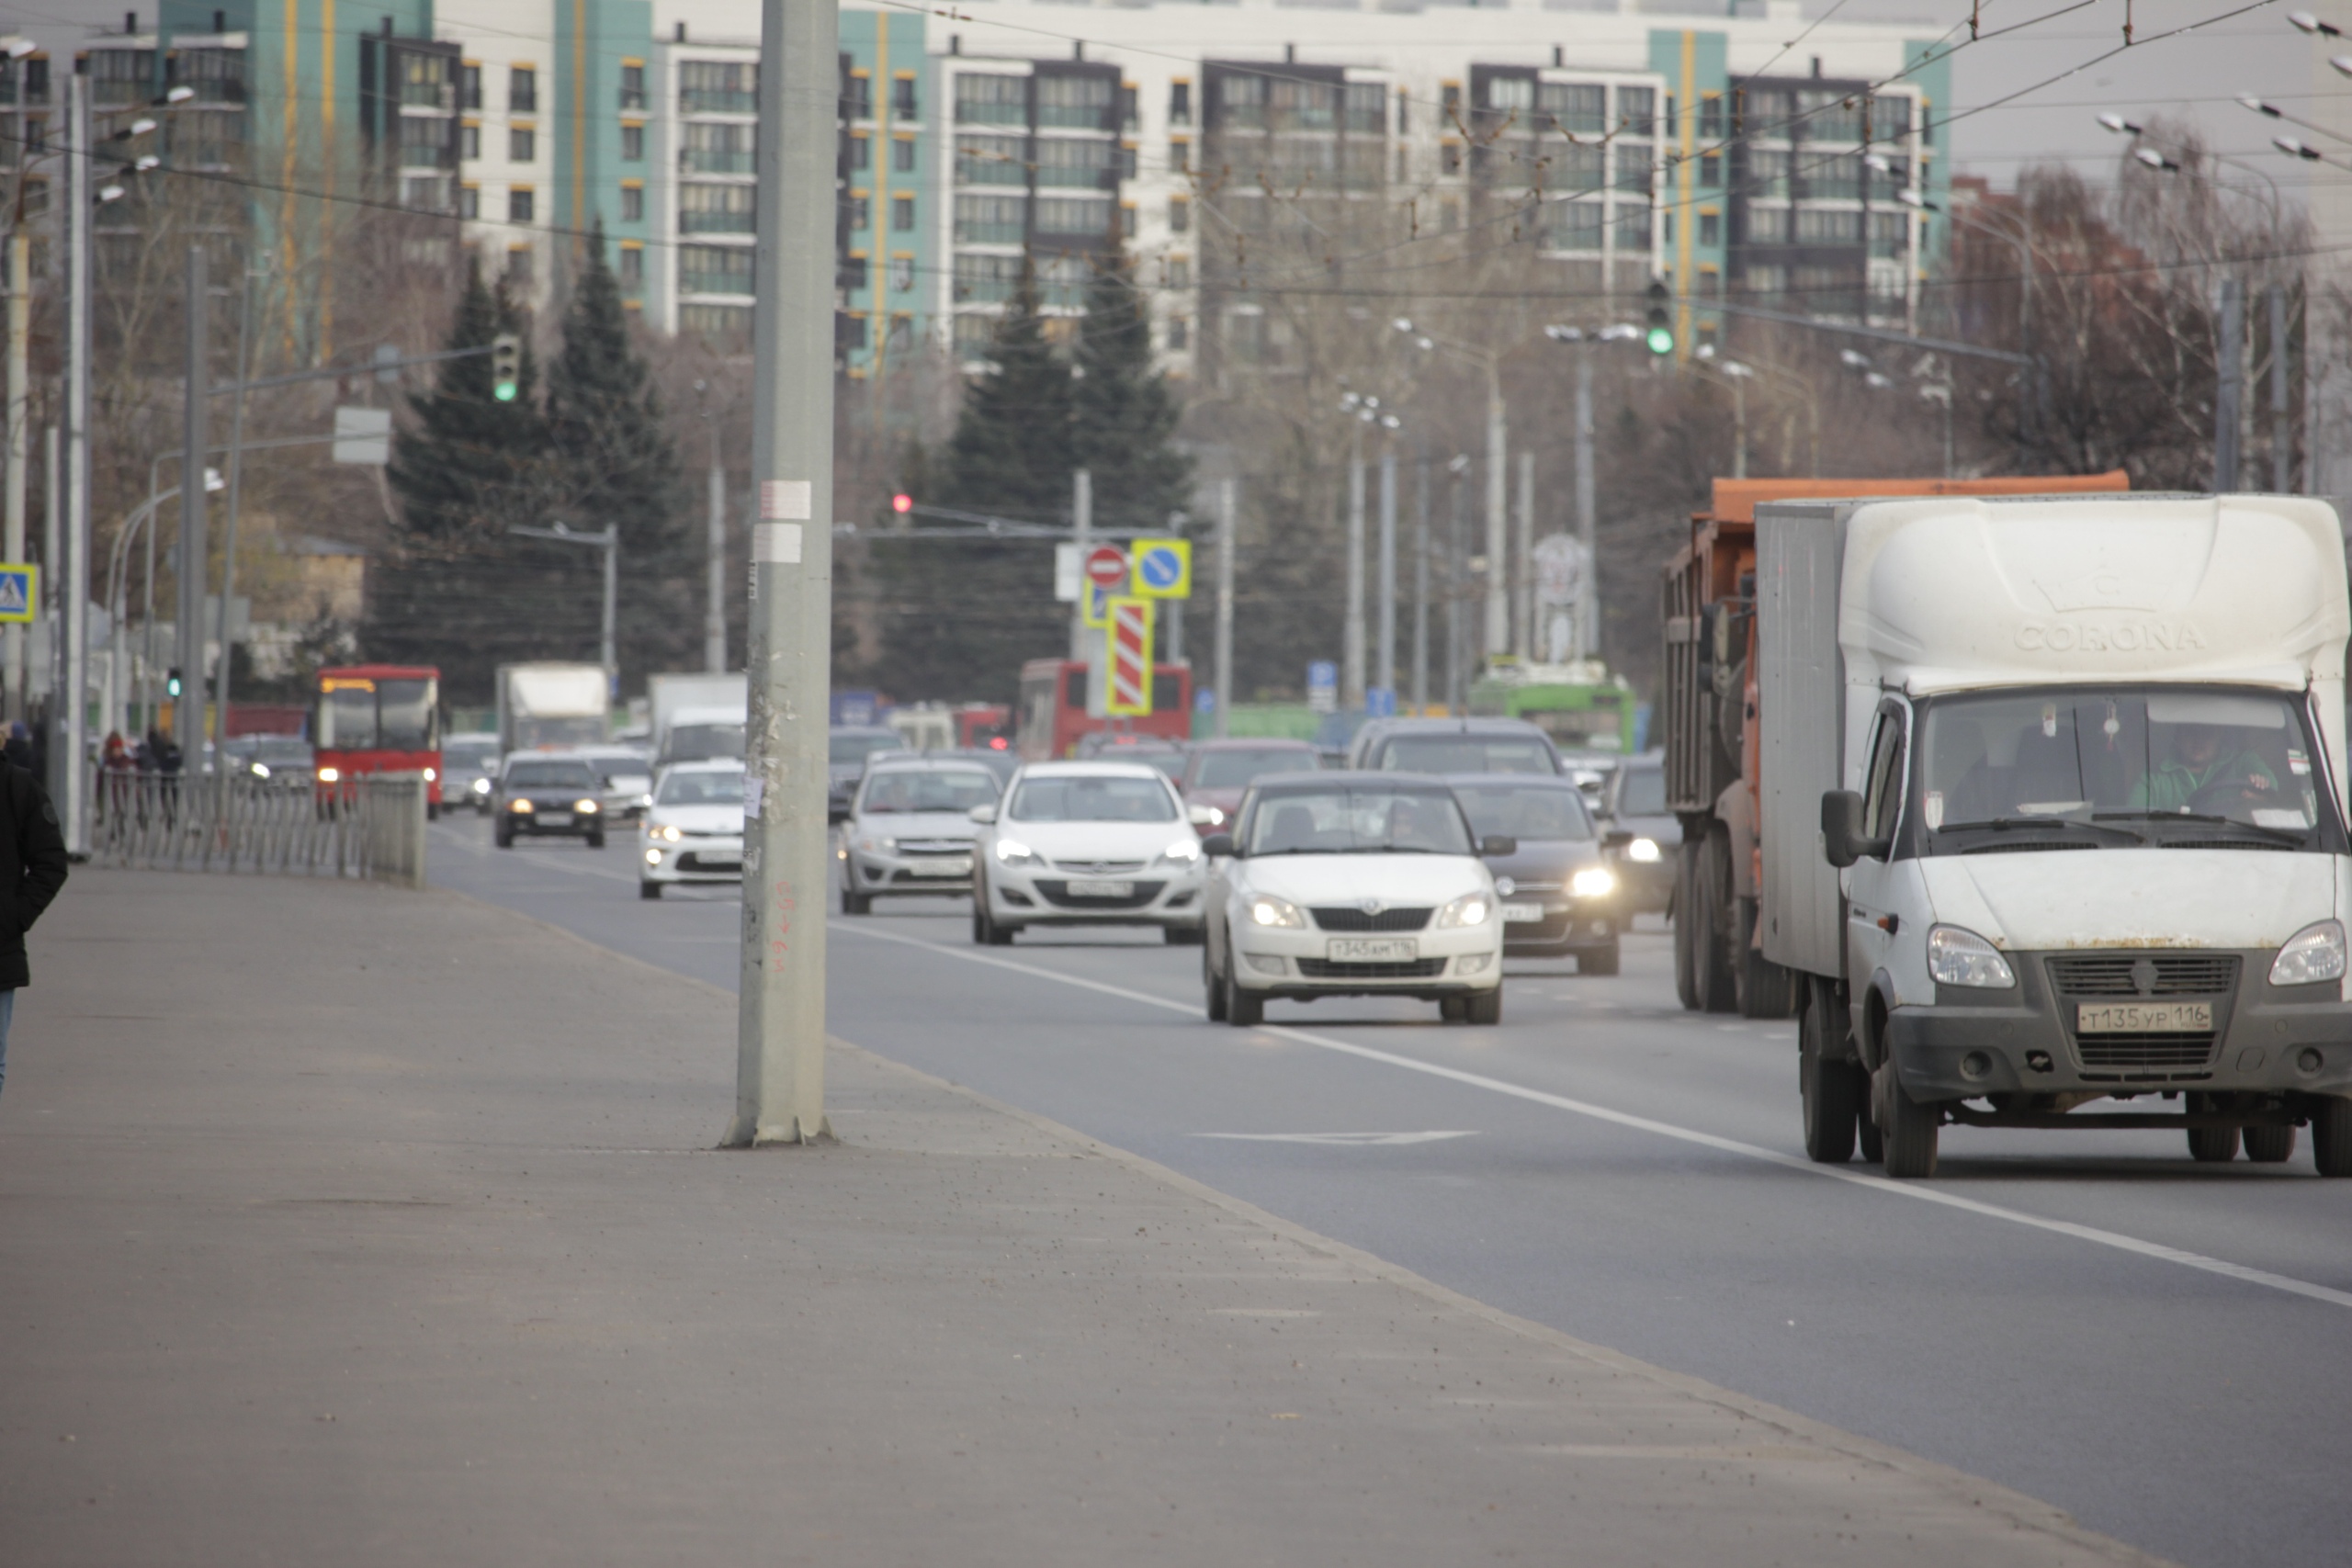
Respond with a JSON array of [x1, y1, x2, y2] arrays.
[[891, 492, 913, 514], [988, 736, 1008, 750]]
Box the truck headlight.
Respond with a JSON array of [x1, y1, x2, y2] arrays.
[[1571, 867, 1617, 898], [1248, 894, 1306, 929], [1435, 892, 1491, 928], [470, 777, 490, 795], [1626, 836, 1661, 863], [2270, 919, 2347, 986], [1928, 924, 2016, 988]]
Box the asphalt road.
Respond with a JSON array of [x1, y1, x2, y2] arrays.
[[431, 809, 2352, 1568]]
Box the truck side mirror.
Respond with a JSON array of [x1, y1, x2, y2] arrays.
[[1821, 790, 1887, 868]]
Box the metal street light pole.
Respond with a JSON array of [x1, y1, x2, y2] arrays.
[[1376, 444, 1396, 707], [1575, 347, 1597, 661], [1215, 477, 1235, 739], [728, 0, 837, 1147], [1513, 450, 1532, 660], [1394, 319, 1510, 660], [1411, 450, 1429, 714], [698, 384, 727, 672], [176, 247, 208, 766], [510, 522, 620, 676], [1069, 467, 1091, 662], [1343, 424, 1365, 711], [59, 72, 90, 852]]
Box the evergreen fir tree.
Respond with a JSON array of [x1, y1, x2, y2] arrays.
[[544, 222, 692, 682], [944, 266, 1075, 520], [1071, 261, 1193, 533]]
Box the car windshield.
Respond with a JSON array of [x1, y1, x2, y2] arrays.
[[1453, 783, 1594, 841], [1375, 735, 1556, 775], [579, 751, 650, 777], [667, 722, 745, 762], [1245, 787, 1476, 855], [506, 761, 598, 789], [250, 739, 312, 765], [831, 732, 903, 765], [1617, 767, 1667, 816], [1010, 775, 1177, 822], [1915, 687, 2334, 850], [658, 770, 746, 806], [1194, 748, 1314, 788], [862, 768, 1001, 813], [445, 740, 498, 770]]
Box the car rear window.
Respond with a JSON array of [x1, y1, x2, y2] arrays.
[[1375, 736, 1557, 775]]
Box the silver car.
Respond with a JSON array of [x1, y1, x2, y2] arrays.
[[838, 757, 1002, 914]]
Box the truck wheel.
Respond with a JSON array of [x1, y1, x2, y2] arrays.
[[1226, 967, 1264, 1027], [2244, 1123, 2297, 1163], [1204, 942, 1228, 1021], [1800, 988, 1860, 1164], [1672, 844, 1701, 1010], [1873, 1063, 1941, 1179], [2187, 1124, 2240, 1162], [1736, 906, 1802, 1020], [1695, 829, 1739, 1014], [2311, 1096, 2352, 1177], [1577, 942, 1620, 977], [1465, 987, 1503, 1025]]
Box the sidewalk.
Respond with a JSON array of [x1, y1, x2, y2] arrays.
[[0, 870, 2167, 1567]]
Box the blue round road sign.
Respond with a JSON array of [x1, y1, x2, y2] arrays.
[[1138, 545, 1184, 590]]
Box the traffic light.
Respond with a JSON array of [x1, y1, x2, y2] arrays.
[[165, 667, 182, 698], [490, 333, 521, 403], [891, 492, 913, 515], [1644, 279, 1675, 356]]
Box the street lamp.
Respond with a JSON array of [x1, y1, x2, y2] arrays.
[[1543, 321, 1640, 664], [1395, 317, 1511, 660]]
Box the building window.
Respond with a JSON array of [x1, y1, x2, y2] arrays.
[[889, 254, 913, 291], [891, 195, 914, 231], [955, 73, 1024, 125], [681, 303, 752, 348], [888, 314, 913, 350], [621, 122, 644, 161], [1169, 196, 1189, 233], [1168, 316, 1188, 350], [842, 70, 871, 120], [510, 66, 536, 113], [682, 244, 756, 296], [618, 62, 645, 110], [1121, 204, 1136, 238], [1170, 137, 1188, 174], [891, 74, 916, 118], [1698, 209, 1719, 246], [1441, 141, 1461, 175], [1698, 92, 1722, 140], [459, 62, 481, 109], [846, 193, 869, 230], [506, 245, 532, 282], [510, 126, 536, 163], [1442, 82, 1461, 121], [458, 184, 479, 218], [508, 187, 534, 223], [841, 313, 869, 352], [1699, 152, 1719, 187], [680, 183, 756, 232], [1170, 80, 1191, 126], [620, 184, 643, 221], [680, 60, 757, 114], [841, 254, 868, 291], [619, 246, 643, 286], [892, 136, 915, 173], [1167, 255, 1191, 289], [458, 122, 480, 160], [848, 134, 869, 171]]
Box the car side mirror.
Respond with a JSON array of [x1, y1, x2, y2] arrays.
[[1602, 829, 1634, 852], [1821, 790, 1887, 868], [1187, 804, 1217, 827], [967, 803, 998, 824], [1200, 831, 1236, 858], [1480, 835, 1517, 857]]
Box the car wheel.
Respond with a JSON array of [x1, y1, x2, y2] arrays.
[[1204, 942, 1227, 1022], [2244, 1123, 2297, 1164], [971, 885, 996, 945], [1464, 987, 1503, 1026], [587, 832, 605, 850], [1226, 964, 1263, 1027], [1577, 942, 1620, 977], [842, 877, 871, 916], [494, 824, 514, 849], [639, 880, 662, 901], [2311, 1095, 2352, 1177], [426, 802, 439, 822], [1440, 995, 1468, 1023], [2187, 1124, 2240, 1163]]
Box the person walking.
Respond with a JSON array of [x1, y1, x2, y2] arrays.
[[0, 739, 69, 1099]]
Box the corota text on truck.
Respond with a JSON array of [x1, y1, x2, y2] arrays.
[[1661, 474, 2132, 1021]]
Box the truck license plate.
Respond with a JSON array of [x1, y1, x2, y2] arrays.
[[1329, 938, 1417, 963], [1500, 902, 1545, 924], [2076, 1002, 2212, 1033], [1068, 878, 1133, 897]]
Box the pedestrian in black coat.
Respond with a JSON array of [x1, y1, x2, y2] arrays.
[[0, 753, 68, 1098]]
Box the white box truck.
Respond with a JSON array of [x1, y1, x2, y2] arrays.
[[647, 672, 747, 766], [496, 663, 610, 755], [1761, 493, 2352, 1179]]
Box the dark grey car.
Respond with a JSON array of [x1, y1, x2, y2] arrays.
[[1346, 716, 1566, 776], [1600, 755, 1678, 915], [1451, 773, 1624, 973], [829, 727, 907, 820]]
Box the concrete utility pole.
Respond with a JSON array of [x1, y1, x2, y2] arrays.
[[2268, 283, 2291, 493], [1069, 467, 1091, 661], [706, 431, 727, 671], [1445, 457, 1465, 712], [1483, 368, 1507, 659], [58, 73, 89, 852], [727, 0, 837, 1148], [1376, 447, 1396, 706], [39, 423, 54, 713], [1411, 452, 1429, 714], [213, 266, 261, 752], [1575, 349, 1597, 660], [1342, 443, 1365, 711], [1215, 477, 1235, 739], [176, 245, 208, 761], [4, 225, 26, 724], [1513, 450, 1533, 660], [2215, 276, 2244, 492]]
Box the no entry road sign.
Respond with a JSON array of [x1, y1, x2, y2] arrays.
[[1085, 546, 1129, 590]]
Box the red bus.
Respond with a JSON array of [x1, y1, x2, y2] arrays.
[[314, 664, 444, 817], [1016, 659, 1193, 761]]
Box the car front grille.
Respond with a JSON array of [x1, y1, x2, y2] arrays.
[[1034, 880, 1163, 909], [2046, 954, 2239, 996], [897, 839, 974, 855], [1295, 956, 1450, 979], [1051, 859, 1146, 874], [1310, 906, 1433, 932]]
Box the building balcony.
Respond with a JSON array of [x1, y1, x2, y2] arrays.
[[681, 88, 758, 115], [680, 273, 753, 299], [956, 103, 1024, 126], [682, 148, 756, 175], [680, 209, 755, 234], [955, 221, 1024, 245]]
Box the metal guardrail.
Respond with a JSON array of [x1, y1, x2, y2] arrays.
[[87, 769, 428, 888]]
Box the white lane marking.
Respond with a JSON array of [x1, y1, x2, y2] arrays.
[[834, 920, 2352, 1314], [1195, 1131, 1478, 1146]]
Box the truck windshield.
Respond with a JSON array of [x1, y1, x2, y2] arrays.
[[1915, 687, 2337, 851], [666, 722, 745, 762], [515, 716, 606, 750]]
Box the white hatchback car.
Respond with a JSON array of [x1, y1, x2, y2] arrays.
[[1203, 773, 1512, 1026], [638, 761, 746, 898], [968, 761, 1206, 944]]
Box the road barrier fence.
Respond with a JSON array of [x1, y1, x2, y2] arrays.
[[88, 768, 428, 887]]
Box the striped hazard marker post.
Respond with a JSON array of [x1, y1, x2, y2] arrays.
[[1104, 596, 1156, 716]]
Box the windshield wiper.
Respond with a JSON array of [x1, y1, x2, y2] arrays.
[[2098, 811, 2310, 846], [1939, 816, 2143, 843]]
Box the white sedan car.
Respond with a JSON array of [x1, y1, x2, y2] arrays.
[[968, 761, 1206, 944], [1203, 773, 1512, 1026], [638, 761, 746, 898]]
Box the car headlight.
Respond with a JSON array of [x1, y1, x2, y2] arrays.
[[1200, 806, 1227, 827], [1248, 894, 1306, 929], [993, 838, 1042, 866], [470, 777, 491, 794], [575, 798, 601, 814], [2271, 919, 2347, 986], [1927, 924, 2016, 988], [315, 766, 341, 783], [653, 824, 683, 843], [510, 798, 534, 813], [856, 835, 895, 853], [1435, 892, 1492, 928], [1160, 837, 1201, 865], [1627, 836, 1661, 863], [1571, 867, 1617, 898]]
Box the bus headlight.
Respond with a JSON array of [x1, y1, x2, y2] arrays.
[[423, 767, 437, 782], [316, 766, 341, 783]]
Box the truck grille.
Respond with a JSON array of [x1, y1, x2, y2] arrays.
[[2075, 1034, 2219, 1072], [2046, 954, 2238, 996], [1295, 957, 1449, 979], [1310, 906, 1432, 932]]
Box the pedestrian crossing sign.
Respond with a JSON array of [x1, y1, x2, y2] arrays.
[[0, 564, 35, 623]]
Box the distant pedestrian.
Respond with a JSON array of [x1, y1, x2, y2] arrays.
[[0, 741, 67, 1100]]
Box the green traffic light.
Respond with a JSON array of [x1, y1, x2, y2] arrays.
[[1645, 325, 1675, 355], [492, 382, 518, 402]]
